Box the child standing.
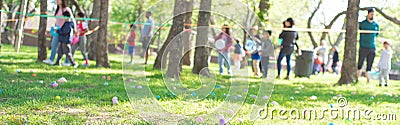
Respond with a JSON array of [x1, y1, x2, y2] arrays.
[[71, 12, 89, 66], [128, 24, 137, 64], [259, 30, 274, 78], [378, 41, 392, 87], [251, 41, 261, 77], [54, 11, 78, 68], [233, 39, 244, 70]]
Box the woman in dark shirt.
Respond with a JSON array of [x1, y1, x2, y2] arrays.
[[277, 18, 299, 80], [332, 46, 340, 75]]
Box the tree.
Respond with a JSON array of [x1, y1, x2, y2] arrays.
[[37, 0, 47, 62], [0, 0, 3, 52], [14, 0, 27, 52], [307, 2, 346, 48], [360, 7, 400, 25], [137, 0, 143, 38], [3, 3, 18, 45], [87, 0, 101, 60], [258, 0, 270, 23], [326, 21, 345, 67], [71, 0, 85, 15], [337, 0, 360, 85], [154, 0, 187, 70], [192, 0, 211, 75], [181, 0, 194, 66], [307, 0, 322, 48], [95, 0, 110, 67], [166, 0, 185, 78], [321, 6, 400, 67], [320, 11, 346, 43]]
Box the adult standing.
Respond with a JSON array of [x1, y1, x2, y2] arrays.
[[43, 0, 75, 65], [357, 8, 379, 83], [215, 24, 233, 75], [276, 18, 299, 80], [141, 11, 154, 64], [331, 46, 340, 75], [314, 40, 328, 74]]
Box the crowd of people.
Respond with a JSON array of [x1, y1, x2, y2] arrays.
[[41, 0, 392, 85], [43, 0, 90, 67], [207, 8, 391, 85], [42, 0, 154, 66], [310, 8, 391, 86]]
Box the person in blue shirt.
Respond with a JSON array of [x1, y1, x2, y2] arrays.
[[141, 11, 154, 64], [54, 11, 78, 68], [357, 8, 379, 83]]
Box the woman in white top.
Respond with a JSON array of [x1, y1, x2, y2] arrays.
[[314, 40, 328, 74], [43, 0, 75, 65]]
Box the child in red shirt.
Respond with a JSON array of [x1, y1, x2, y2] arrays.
[[128, 24, 137, 64], [71, 12, 89, 66]]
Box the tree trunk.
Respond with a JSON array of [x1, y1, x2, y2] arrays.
[[166, 0, 185, 78], [242, 7, 250, 49], [71, 0, 85, 15], [0, 0, 2, 52], [136, 0, 143, 53], [137, 0, 143, 34], [95, 0, 110, 68], [241, 5, 252, 69], [258, 0, 270, 22], [320, 11, 346, 42], [337, 0, 360, 85], [3, 4, 18, 45], [209, 15, 217, 38], [307, 0, 322, 48], [14, 0, 28, 53], [37, 0, 47, 62], [182, 0, 194, 66], [154, 0, 187, 70], [327, 22, 345, 69], [87, 0, 101, 60], [192, 0, 211, 75]]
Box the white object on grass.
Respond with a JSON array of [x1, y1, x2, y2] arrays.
[[309, 96, 317, 100], [112, 97, 119, 104], [57, 77, 67, 83]]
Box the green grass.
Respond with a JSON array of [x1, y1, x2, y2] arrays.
[[0, 44, 399, 124]]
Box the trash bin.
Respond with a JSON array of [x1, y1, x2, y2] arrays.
[[294, 50, 314, 78]]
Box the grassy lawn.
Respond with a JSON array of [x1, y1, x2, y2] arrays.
[[0, 44, 399, 124]]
